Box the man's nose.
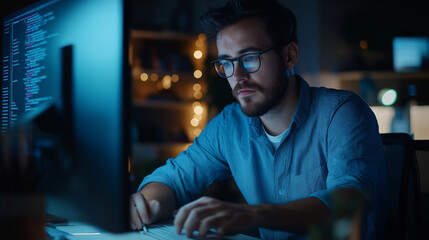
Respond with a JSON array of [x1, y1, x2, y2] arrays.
[[230, 61, 249, 82]]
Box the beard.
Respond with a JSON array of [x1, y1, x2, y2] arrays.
[[232, 73, 289, 117]]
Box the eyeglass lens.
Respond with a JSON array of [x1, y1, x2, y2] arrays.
[[214, 53, 261, 78]]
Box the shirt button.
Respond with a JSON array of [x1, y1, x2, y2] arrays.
[[278, 189, 285, 195]]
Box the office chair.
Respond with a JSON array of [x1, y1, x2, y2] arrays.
[[381, 133, 420, 240], [413, 139, 429, 239]]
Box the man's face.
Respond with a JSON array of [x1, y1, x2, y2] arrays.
[[216, 17, 288, 117]]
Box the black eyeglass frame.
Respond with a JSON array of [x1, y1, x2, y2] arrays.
[[211, 47, 275, 78]]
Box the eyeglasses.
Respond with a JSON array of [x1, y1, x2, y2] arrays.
[[211, 47, 274, 78]]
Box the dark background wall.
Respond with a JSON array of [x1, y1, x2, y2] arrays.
[[128, 0, 429, 84], [3, 0, 429, 79]]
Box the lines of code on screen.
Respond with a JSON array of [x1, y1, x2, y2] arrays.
[[2, 0, 59, 133]]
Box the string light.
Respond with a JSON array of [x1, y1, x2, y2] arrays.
[[193, 128, 202, 136], [194, 105, 203, 115], [194, 114, 202, 121], [189, 33, 207, 139], [193, 70, 203, 79], [193, 50, 203, 59], [192, 101, 201, 108], [193, 83, 201, 91], [360, 40, 368, 50], [150, 73, 159, 82], [140, 73, 148, 81], [195, 39, 204, 48], [194, 91, 202, 99], [163, 75, 171, 82], [198, 33, 206, 41], [171, 74, 180, 82], [190, 118, 200, 127], [162, 75, 172, 89]]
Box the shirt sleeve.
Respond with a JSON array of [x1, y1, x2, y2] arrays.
[[138, 107, 233, 207], [310, 92, 384, 213]]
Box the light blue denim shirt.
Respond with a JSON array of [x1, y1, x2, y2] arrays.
[[139, 77, 387, 240]]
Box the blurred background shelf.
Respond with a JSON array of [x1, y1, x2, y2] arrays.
[[129, 29, 209, 172]]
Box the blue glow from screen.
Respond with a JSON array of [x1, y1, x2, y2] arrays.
[[393, 37, 429, 72]]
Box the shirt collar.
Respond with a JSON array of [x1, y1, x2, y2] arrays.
[[249, 75, 311, 141]]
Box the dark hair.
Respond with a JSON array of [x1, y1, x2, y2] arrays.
[[199, 0, 298, 47]]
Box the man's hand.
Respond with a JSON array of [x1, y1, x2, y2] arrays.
[[129, 192, 161, 230], [129, 182, 176, 231], [174, 196, 258, 238]]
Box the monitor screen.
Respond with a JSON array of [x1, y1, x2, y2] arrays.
[[393, 36, 429, 73], [2, 0, 131, 233]]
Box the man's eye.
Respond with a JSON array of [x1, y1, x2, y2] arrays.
[[243, 55, 256, 62], [221, 61, 232, 68]]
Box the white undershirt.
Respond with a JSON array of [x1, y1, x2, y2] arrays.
[[263, 127, 289, 150]]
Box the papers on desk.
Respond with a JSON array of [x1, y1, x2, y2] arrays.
[[50, 221, 260, 240], [55, 224, 103, 236]]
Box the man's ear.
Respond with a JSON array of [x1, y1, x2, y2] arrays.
[[281, 42, 299, 70]]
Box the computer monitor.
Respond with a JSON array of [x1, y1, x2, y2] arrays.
[[393, 36, 429, 73], [1, 0, 131, 233]]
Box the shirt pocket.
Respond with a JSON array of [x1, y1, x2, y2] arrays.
[[288, 162, 327, 201]]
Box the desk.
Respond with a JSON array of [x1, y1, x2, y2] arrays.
[[46, 221, 260, 240]]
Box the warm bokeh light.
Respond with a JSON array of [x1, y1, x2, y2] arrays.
[[194, 105, 203, 115], [194, 50, 203, 59], [193, 70, 203, 79], [360, 40, 368, 49], [162, 79, 171, 89], [194, 91, 203, 99], [198, 33, 206, 41], [171, 74, 180, 82], [150, 73, 159, 82], [192, 101, 201, 108], [193, 83, 202, 92], [194, 114, 202, 121], [190, 118, 200, 127], [193, 128, 202, 136], [140, 73, 148, 81], [195, 39, 204, 48], [162, 75, 172, 89], [163, 75, 171, 82]]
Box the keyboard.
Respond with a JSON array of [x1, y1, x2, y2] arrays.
[[143, 223, 190, 239], [145, 223, 220, 239], [50, 221, 260, 240], [144, 223, 260, 240]]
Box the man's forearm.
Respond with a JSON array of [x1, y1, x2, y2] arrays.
[[252, 197, 331, 233], [252, 188, 367, 233], [140, 182, 177, 223]]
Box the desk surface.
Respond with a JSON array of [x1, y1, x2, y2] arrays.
[[47, 221, 260, 240]]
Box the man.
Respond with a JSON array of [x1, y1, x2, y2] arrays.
[[130, 0, 387, 239]]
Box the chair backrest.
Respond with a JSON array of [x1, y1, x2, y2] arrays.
[[381, 133, 420, 240], [413, 139, 429, 239]]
